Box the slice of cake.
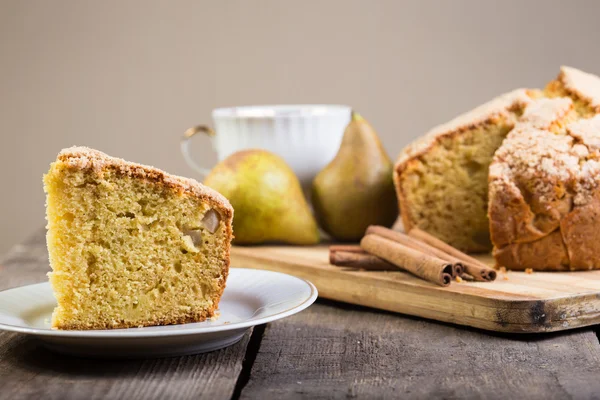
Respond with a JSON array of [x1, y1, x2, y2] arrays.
[[44, 147, 233, 330]]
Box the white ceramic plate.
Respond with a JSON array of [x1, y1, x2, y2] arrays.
[[0, 268, 317, 358]]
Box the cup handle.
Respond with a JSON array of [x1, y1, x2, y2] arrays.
[[180, 125, 216, 179]]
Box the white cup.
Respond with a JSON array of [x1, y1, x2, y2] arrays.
[[181, 105, 351, 189]]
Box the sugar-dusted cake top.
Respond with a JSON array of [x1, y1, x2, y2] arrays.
[[490, 98, 600, 206], [395, 89, 533, 172], [518, 97, 574, 129], [557, 66, 600, 112], [568, 114, 600, 150], [56, 146, 233, 215], [396, 66, 600, 174]]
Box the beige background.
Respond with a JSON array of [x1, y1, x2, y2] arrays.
[[1, 0, 599, 255]]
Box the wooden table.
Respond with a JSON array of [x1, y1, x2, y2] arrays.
[[2, 230, 600, 399]]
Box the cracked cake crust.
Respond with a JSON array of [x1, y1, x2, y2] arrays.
[[57, 146, 233, 220]]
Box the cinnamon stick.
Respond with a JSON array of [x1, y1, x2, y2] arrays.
[[329, 250, 396, 271], [408, 228, 497, 282], [360, 234, 453, 287], [460, 273, 475, 281], [366, 225, 464, 278]]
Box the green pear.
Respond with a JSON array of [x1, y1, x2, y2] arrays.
[[312, 113, 398, 241], [204, 149, 320, 245]]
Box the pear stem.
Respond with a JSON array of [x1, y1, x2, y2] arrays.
[[351, 110, 364, 122]]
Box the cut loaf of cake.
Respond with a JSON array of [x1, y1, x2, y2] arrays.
[[394, 66, 600, 254], [44, 147, 233, 330], [489, 68, 600, 270]]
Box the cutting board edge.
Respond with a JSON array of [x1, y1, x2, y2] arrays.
[[231, 251, 600, 334]]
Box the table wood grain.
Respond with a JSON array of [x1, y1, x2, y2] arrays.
[[2, 229, 600, 399], [241, 301, 600, 399]]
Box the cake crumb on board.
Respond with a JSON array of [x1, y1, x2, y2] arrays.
[[496, 266, 511, 280]]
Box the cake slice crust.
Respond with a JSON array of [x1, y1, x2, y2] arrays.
[[44, 147, 233, 330]]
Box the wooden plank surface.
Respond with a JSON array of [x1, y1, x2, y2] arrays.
[[0, 229, 251, 400], [0, 331, 252, 400], [240, 300, 600, 400], [231, 245, 600, 333], [4, 229, 600, 399]]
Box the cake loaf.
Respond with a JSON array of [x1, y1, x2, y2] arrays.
[[489, 68, 600, 270], [44, 147, 233, 329], [394, 66, 600, 254]]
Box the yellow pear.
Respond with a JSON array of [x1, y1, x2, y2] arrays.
[[312, 113, 398, 241], [204, 149, 320, 245]]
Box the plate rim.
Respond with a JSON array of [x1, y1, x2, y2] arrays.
[[0, 268, 318, 338]]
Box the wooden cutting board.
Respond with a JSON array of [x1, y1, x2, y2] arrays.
[[230, 245, 600, 334]]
